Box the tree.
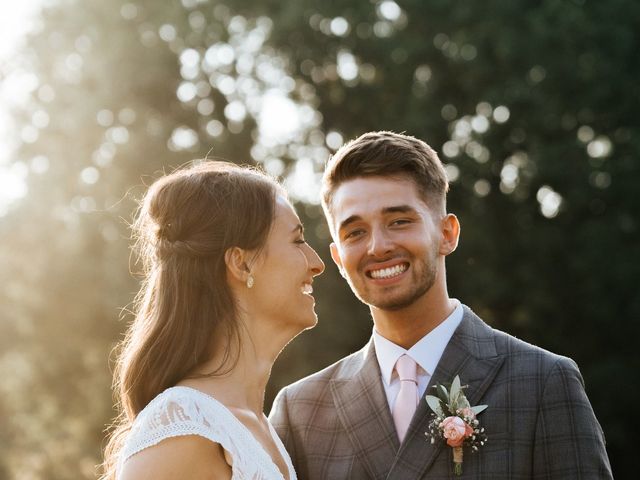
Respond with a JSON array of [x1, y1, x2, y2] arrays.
[[1, 0, 636, 477], [251, 1, 639, 475]]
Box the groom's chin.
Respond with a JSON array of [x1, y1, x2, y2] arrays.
[[357, 289, 420, 312]]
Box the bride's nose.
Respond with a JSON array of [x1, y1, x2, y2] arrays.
[[307, 246, 325, 276]]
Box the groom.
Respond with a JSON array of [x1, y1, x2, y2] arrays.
[[270, 131, 612, 479]]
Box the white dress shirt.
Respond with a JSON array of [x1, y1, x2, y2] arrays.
[[373, 300, 463, 412]]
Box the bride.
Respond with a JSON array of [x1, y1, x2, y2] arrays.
[[101, 161, 324, 479]]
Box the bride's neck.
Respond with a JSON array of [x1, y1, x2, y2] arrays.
[[184, 317, 289, 414]]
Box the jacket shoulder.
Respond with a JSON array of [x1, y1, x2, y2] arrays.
[[277, 344, 369, 399], [471, 309, 577, 374]]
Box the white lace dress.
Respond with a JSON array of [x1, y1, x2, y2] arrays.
[[117, 386, 296, 480]]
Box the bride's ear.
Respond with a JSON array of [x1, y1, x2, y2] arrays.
[[225, 246, 252, 285]]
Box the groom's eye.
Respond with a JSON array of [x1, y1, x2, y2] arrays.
[[344, 229, 365, 240], [390, 218, 411, 226]]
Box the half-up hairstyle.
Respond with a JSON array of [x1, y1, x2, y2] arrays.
[[101, 161, 281, 479]]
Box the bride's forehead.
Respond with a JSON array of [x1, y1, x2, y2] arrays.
[[273, 195, 301, 227]]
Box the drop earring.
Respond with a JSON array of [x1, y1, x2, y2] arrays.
[[246, 274, 254, 289]]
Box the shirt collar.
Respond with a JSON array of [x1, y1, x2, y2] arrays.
[[373, 300, 463, 386]]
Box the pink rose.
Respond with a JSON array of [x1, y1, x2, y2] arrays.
[[440, 416, 474, 447], [461, 407, 476, 421]]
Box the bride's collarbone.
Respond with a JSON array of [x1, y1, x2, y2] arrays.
[[230, 408, 290, 480]]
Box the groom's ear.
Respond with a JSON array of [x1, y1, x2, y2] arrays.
[[439, 213, 460, 256], [330, 242, 346, 277]]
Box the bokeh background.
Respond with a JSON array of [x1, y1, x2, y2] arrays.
[[0, 0, 637, 478]]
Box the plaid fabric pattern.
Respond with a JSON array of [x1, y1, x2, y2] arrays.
[[269, 305, 613, 479]]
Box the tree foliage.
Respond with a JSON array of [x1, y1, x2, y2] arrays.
[[0, 0, 636, 477]]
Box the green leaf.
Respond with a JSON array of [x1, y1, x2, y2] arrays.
[[450, 375, 461, 401], [449, 376, 469, 411], [436, 384, 450, 405], [471, 404, 488, 415], [425, 395, 444, 416]]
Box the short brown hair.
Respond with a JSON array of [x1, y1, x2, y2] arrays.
[[322, 131, 449, 220]]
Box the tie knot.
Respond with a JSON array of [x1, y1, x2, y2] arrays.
[[395, 354, 417, 382]]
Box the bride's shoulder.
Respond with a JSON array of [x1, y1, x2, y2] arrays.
[[119, 434, 231, 480], [118, 387, 238, 477], [136, 386, 224, 423], [127, 386, 240, 444], [145, 385, 216, 409]]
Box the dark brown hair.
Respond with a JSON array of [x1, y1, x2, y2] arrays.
[[101, 161, 282, 479], [322, 131, 449, 223]]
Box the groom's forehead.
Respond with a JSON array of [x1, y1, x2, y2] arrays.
[[330, 177, 421, 217]]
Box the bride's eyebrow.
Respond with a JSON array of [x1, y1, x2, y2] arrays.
[[291, 224, 304, 234]]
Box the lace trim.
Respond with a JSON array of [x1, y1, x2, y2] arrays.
[[117, 386, 295, 480]]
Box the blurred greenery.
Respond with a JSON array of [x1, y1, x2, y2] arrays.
[[0, 0, 637, 478]]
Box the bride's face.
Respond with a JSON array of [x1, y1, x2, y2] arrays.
[[249, 196, 325, 330]]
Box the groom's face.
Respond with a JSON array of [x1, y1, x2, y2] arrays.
[[328, 175, 448, 311]]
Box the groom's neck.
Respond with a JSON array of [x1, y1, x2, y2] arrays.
[[371, 296, 456, 349]]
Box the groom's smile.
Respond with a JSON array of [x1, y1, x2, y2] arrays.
[[366, 261, 409, 280]]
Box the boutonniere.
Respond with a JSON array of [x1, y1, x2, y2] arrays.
[[424, 375, 488, 476]]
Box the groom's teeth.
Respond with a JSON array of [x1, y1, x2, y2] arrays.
[[302, 283, 313, 294], [370, 264, 407, 279]]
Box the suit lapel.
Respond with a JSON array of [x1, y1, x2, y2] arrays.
[[330, 340, 399, 480], [387, 306, 505, 479]]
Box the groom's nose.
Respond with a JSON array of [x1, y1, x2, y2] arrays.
[[367, 226, 394, 258]]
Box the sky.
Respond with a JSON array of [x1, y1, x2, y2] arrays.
[[0, 0, 44, 215]]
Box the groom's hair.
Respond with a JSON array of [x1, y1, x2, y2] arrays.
[[321, 131, 449, 231]]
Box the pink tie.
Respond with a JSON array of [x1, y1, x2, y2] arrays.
[[392, 354, 419, 443]]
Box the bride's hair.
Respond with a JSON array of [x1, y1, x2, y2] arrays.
[[101, 161, 282, 479]]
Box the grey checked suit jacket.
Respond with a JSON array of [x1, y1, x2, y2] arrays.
[[269, 306, 613, 479]]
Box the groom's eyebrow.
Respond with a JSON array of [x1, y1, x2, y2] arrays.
[[338, 215, 362, 232], [337, 205, 416, 232], [382, 205, 415, 215]]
